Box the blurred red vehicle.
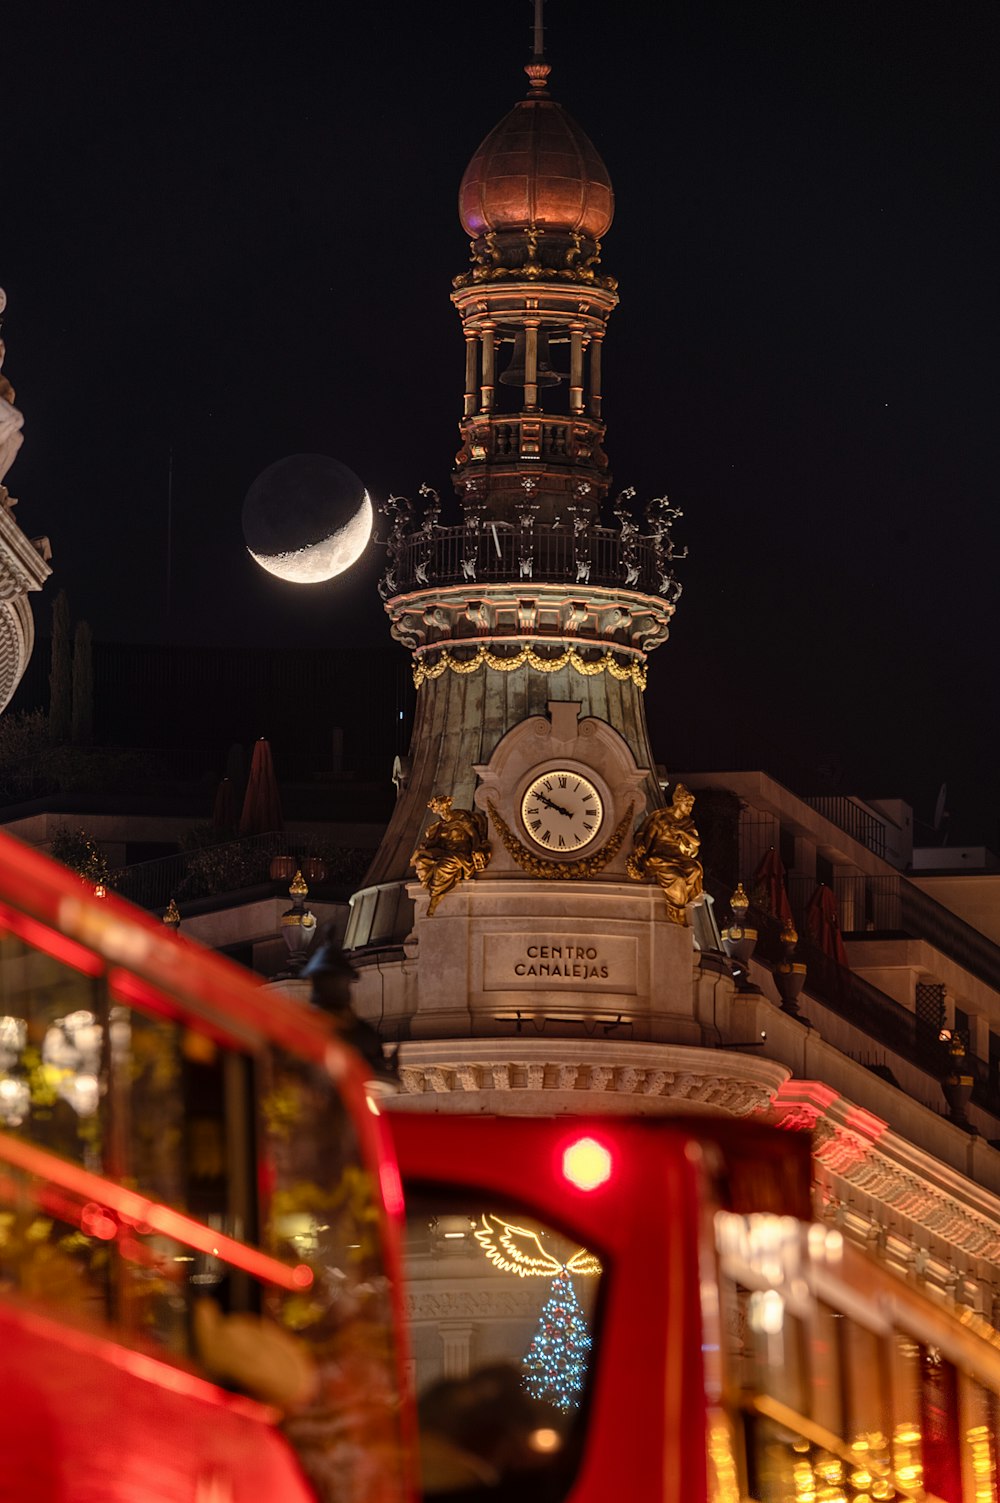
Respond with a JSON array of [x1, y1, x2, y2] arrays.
[[2, 825, 1000, 1503]]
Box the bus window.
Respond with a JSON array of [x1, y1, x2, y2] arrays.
[[890, 1332, 924, 1495], [403, 1192, 602, 1501], [746, 1289, 807, 1416], [921, 1346, 962, 1503], [260, 1047, 411, 1503], [811, 1304, 844, 1438], [109, 1005, 185, 1204], [963, 1378, 998, 1503], [841, 1317, 891, 1480], [0, 930, 106, 1170]]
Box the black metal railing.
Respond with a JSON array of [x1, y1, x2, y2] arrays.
[[715, 872, 1000, 1121], [802, 796, 886, 859], [113, 832, 372, 912], [784, 873, 1000, 1000], [391, 524, 664, 594]]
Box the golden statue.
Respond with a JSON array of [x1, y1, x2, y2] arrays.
[[627, 783, 704, 925], [411, 795, 491, 915]]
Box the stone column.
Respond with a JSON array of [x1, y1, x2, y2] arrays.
[[439, 1322, 475, 1379], [588, 331, 604, 418], [570, 326, 585, 413], [524, 322, 539, 411], [480, 325, 496, 413], [464, 333, 478, 418]]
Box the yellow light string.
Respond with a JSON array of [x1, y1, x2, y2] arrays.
[[474, 1213, 601, 1279]]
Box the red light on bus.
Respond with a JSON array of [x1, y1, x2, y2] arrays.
[[379, 1158, 405, 1217], [80, 1202, 117, 1241], [561, 1136, 613, 1192]]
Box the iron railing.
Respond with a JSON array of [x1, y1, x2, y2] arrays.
[[716, 871, 1000, 1121], [390, 524, 665, 594], [710, 873, 994, 1112], [784, 873, 1000, 1000], [802, 796, 886, 859], [113, 831, 372, 912]]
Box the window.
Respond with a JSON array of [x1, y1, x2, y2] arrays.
[[404, 1192, 602, 1500]]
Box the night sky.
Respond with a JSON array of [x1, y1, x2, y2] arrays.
[[4, 1, 997, 839]]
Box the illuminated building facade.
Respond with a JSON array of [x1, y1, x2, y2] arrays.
[[336, 28, 1000, 1372], [0, 289, 50, 712]]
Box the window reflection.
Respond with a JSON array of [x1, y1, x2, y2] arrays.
[[0, 934, 106, 1167], [405, 1195, 600, 1500]]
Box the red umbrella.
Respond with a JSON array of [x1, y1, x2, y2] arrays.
[[751, 846, 794, 927], [211, 777, 239, 835], [805, 883, 849, 968], [239, 739, 283, 836]]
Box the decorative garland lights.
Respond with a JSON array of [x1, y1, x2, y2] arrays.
[[412, 644, 647, 690]]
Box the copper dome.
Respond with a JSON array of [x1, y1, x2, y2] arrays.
[[459, 91, 614, 241]]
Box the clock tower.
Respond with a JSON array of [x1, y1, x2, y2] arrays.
[[343, 23, 772, 1117]]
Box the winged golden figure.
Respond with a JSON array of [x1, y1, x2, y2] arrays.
[[474, 1213, 601, 1278]]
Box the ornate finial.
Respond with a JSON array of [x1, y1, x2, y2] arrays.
[[163, 898, 181, 930], [525, 0, 551, 94], [289, 869, 308, 899], [730, 882, 750, 920]]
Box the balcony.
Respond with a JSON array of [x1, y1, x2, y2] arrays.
[[786, 873, 1000, 1000], [713, 868, 1000, 1124], [389, 523, 666, 596], [802, 796, 887, 860], [113, 831, 372, 913]]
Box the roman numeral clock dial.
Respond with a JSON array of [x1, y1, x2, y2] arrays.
[[519, 770, 606, 854]]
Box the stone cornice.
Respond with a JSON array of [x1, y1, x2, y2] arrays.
[[386, 584, 673, 657], [770, 1079, 1000, 1262], [405, 1284, 541, 1322], [0, 504, 51, 599], [393, 1038, 789, 1118]]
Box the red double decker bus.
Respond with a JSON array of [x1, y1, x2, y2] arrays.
[[2, 827, 1000, 1503], [0, 830, 414, 1502], [395, 1113, 1000, 1503]]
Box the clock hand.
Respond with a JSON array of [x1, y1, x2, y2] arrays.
[[538, 792, 573, 818]]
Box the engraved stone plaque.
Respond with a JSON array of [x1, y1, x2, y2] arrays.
[[483, 933, 639, 995]]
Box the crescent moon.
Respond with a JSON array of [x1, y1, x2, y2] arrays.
[[247, 492, 374, 584]]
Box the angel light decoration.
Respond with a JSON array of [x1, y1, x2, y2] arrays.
[[474, 1213, 601, 1278], [474, 1214, 599, 1412]]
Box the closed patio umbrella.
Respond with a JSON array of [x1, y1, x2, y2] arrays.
[[750, 846, 794, 928], [239, 738, 283, 836], [805, 883, 849, 968]]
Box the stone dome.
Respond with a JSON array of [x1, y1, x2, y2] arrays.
[[458, 86, 614, 241]]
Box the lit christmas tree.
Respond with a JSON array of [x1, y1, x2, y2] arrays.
[[522, 1270, 591, 1411]]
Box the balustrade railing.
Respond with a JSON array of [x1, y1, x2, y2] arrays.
[[783, 872, 1000, 1001], [802, 796, 886, 859], [113, 832, 371, 912], [712, 871, 999, 1119], [389, 524, 665, 593]]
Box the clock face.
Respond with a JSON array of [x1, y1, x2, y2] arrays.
[[520, 769, 605, 854]]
